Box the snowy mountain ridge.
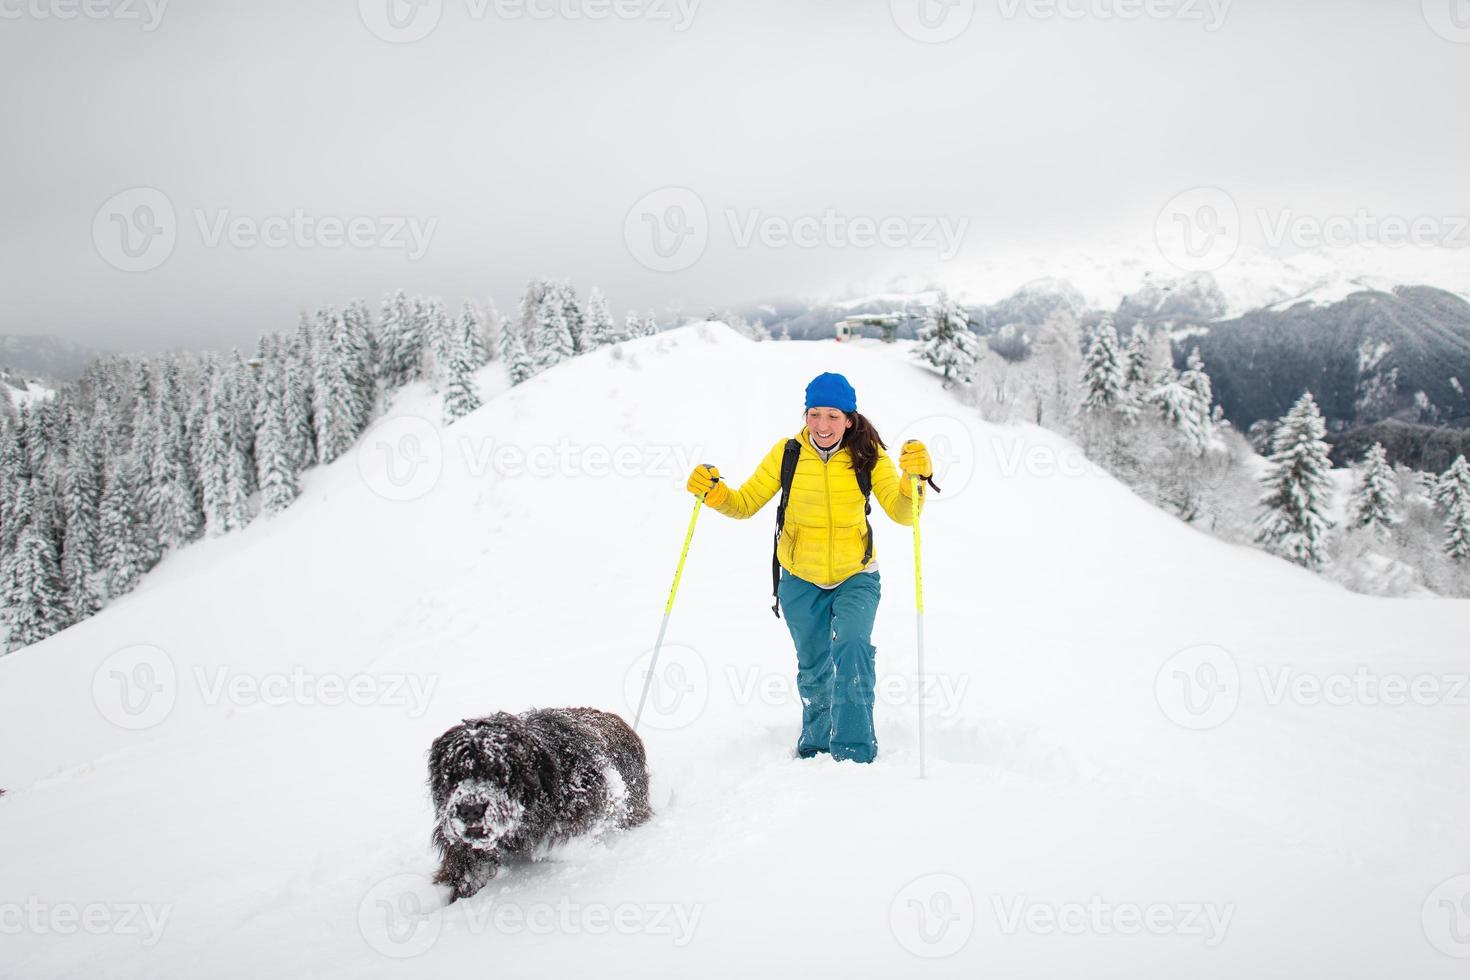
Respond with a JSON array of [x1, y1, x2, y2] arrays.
[[805, 241, 1470, 322]]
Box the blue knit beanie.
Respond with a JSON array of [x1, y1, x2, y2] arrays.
[[804, 372, 857, 413]]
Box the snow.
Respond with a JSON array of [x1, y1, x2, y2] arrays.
[[2, 322, 1469, 977], [1268, 275, 1396, 313], [816, 240, 1470, 321], [4, 378, 55, 407]]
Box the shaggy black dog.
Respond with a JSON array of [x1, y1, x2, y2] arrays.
[[427, 707, 652, 901]]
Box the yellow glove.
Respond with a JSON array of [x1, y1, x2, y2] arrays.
[[899, 440, 932, 479], [686, 463, 729, 507]]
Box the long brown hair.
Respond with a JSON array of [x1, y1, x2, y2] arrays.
[[843, 411, 886, 475]]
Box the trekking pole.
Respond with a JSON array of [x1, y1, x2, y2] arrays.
[[911, 473, 927, 779], [634, 469, 717, 731]]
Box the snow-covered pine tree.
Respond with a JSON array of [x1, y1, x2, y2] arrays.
[[516, 279, 551, 340], [497, 311, 521, 364], [60, 424, 104, 617], [2, 519, 69, 649], [557, 280, 585, 355], [582, 288, 617, 351], [196, 362, 230, 537], [0, 419, 30, 555], [1146, 375, 1211, 456], [443, 307, 485, 423], [914, 292, 982, 387], [642, 311, 658, 337], [198, 361, 250, 535], [1080, 318, 1126, 414], [225, 428, 253, 528], [128, 359, 156, 457], [459, 303, 489, 370], [0, 465, 14, 578], [226, 350, 259, 496], [420, 299, 456, 392], [497, 315, 534, 386], [343, 299, 378, 419], [60, 508, 102, 621], [311, 308, 370, 463], [99, 453, 156, 595], [461, 302, 490, 365], [1435, 454, 1470, 562], [513, 279, 550, 370], [1180, 347, 1214, 410], [121, 359, 150, 456], [1416, 468, 1440, 498], [778, 322, 792, 342], [380, 290, 426, 391], [532, 303, 576, 375], [282, 332, 315, 471], [255, 352, 300, 515], [1123, 326, 1152, 395], [1254, 391, 1335, 569], [125, 361, 161, 547], [1350, 442, 1399, 535], [1146, 349, 1215, 456], [149, 358, 204, 547], [623, 310, 641, 344]]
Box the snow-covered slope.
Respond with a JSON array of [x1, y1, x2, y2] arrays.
[[2, 323, 1468, 978], [3, 375, 55, 408]]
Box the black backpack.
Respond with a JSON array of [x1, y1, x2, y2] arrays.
[[770, 438, 873, 619]]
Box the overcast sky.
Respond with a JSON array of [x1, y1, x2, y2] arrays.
[[2, 0, 1467, 353]]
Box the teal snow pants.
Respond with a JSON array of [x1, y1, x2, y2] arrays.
[[777, 566, 882, 763]]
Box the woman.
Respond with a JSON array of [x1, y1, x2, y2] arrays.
[[684, 372, 933, 764]]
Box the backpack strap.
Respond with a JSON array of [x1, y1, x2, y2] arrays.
[[771, 438, 802, 618], [856, 461, 873, 568]]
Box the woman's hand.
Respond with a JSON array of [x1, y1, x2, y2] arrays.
[[686, 463, 729, 506], [899, 440, 932, 480]]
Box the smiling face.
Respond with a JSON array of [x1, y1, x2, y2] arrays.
[[805, 406, 853, 449]]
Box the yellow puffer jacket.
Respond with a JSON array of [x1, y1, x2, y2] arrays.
[[711, 426, 925, 587]]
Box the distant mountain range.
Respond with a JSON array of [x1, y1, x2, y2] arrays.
[[0, 334, 107, 383], [734, 253, 1470, 471], [1187, 286, 1470, 431]]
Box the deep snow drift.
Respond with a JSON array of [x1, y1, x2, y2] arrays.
[[2, 323, 1468, 978]]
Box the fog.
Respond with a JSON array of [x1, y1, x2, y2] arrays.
[[2, 0, 1466, 352]]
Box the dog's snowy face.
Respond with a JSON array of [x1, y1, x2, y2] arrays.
[[442, 779, 526, 850]]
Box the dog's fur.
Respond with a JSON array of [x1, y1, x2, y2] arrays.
[[427, 707, 652, 900]]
